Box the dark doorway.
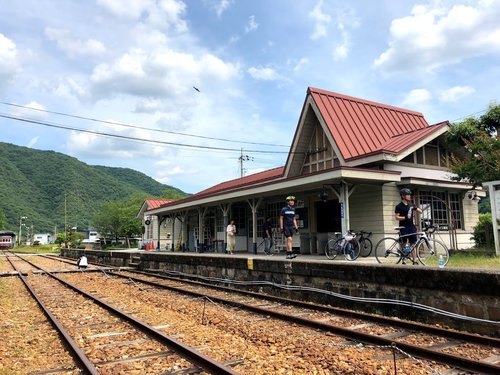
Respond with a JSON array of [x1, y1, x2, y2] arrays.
[[315, 200, 341, 232]]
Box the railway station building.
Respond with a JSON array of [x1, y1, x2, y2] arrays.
[[142, 87, 481, 254]]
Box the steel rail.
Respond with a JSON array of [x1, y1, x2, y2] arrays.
[[112, 269, 500, 374], [15, 254, 237, 375], [6, 255, 99, 375], [131, 269, 500, 347]]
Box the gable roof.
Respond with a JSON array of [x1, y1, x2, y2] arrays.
[[308, 87, 434, 161], [146, 199, 175, 209], [137, 199, 176, 218]]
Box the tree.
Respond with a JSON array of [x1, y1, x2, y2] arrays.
[[0, 208, 6, 229], [93, 194, 144, 247], [446, 104, 500, 187]]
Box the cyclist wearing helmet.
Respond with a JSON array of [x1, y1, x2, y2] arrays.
[[280, 195, 299, 259], [395, 188, 422, 265]]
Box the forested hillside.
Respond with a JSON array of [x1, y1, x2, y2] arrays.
[[0, 142, 187, 233]]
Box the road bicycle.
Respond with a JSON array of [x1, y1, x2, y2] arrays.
[[325, 230, 360, 261], [374, 221, 449, 266], [357, 230, 373, 257]]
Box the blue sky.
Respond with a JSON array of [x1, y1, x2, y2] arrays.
[[1, 0, 499, 193]]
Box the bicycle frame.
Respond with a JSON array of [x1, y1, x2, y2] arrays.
[[375, 224, 449, 266]]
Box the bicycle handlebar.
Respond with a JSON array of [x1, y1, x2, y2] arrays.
[[423, 224, 436, 234]]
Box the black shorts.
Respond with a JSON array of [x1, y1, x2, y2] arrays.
[[283, 226, 294, 238], [399, 225, 417, 244]]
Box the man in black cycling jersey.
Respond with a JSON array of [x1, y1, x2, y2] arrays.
[[280, 195, 299, 259], [395, 188, 422, 265]]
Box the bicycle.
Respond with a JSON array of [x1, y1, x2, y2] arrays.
[[356, 230, 373, 257], [374, 222, 449, 266], [325, 230, 360, 261]]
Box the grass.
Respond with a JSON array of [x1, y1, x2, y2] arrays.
[[10, 245, 60, 254], [447, 250, 500, 270]]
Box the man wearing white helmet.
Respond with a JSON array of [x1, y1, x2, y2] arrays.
[[280, 195, 299, 259], [395, 188, 422, 265]]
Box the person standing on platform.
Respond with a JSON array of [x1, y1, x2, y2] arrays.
[[280, 195, 299, 259], [226, 219, 236, 254], [395, 188, 422, 265], [263, 216, 273, 256]]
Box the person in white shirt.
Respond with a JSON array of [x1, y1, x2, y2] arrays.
[[226, 219, 236, 254], [77, 254, 88, 269]]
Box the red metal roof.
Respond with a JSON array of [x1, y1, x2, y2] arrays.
[[308, 87, 432, 161], [188, 166, 284, 199], [146, 199, 175, 209]]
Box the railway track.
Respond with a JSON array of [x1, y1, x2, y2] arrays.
[[5, 253, 237, 374], [2, 252, 499, 374], [107, 268, 500, 374]]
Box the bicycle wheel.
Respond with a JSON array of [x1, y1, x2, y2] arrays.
[[416, 238, 449, 266], [344, 239, 360, 261], [359, 238, 373, 257], [325, 238, 341, 260], [374, 237, 403, 264]]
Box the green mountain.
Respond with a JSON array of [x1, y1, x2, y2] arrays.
[[0, 142, 187, 233]]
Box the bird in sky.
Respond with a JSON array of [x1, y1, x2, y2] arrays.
[[193, 86, 200, 92]]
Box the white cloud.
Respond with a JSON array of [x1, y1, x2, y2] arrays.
[[27, 136, 39, 148], [10, 101, 47, 121], [292, 58, 309, 73], [205, 0, 233, 18], [247, 66, 279, 81], [45, 28, 105, 59], [333, 25, 349, 61], [374, 1, 500, 73], [245, 15, 259, 33], [89, 47, 240, 100], [309, 0, 331, 40], [402, 88, 432, 107], [97, 0, 187, 31], [96, 0, 153, 19], [439, 85, 475, 102], [0, 33, 20, 83], [308, 2, 358, 60]]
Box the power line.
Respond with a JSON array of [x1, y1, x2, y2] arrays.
[[0, 113, 295, 154], [0, 101, 290, 148], [449, 102, 498, 123]]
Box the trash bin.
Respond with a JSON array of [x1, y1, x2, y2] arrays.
[[300, 235, 311, 254]]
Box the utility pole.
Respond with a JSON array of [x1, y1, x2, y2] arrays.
[[18, 216, 27, 246], [64, 192, 68, 247], [238, 148, 254, 178]]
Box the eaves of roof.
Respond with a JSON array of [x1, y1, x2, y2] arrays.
[[147, 166, 401, 214], [345, 121, 450, 163]]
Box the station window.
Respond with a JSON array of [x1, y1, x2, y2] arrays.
[[419, 191, 463, 230]]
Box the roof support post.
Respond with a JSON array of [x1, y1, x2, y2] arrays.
[[176, 211, 188, 252], [219, 203, 231, 253], [330, 181, 356, 234], [157, 215, 169, 250], [247, 198, 263, 254], [197, 207, 208, 253]]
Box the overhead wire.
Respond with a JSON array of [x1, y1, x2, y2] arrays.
[[0, 113, 297, 155], [0, 101, 290, 147]]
